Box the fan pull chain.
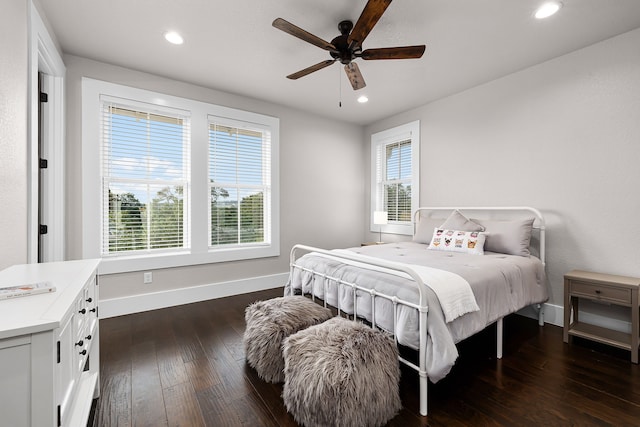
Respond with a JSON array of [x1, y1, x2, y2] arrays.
[[338, 65, 342, 108]]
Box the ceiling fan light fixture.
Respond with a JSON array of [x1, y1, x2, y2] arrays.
[[164, 31, 184, 45], [357, 95, 369, 103], [535, 2, 562, 19]]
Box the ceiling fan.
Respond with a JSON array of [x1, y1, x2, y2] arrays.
[[272, 0, 426, 91]]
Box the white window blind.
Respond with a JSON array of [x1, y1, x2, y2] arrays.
[[208, 118, 271, 247], [100, 98, 191, 255], [380, 139, 412, 222]]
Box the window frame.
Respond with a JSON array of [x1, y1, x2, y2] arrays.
[[207, 116, 273, 249], [100, 98, 192, 256], [370, 121, 420, 236], [82, 78, 279, 274]]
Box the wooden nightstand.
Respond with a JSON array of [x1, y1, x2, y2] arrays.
[[563, 270, 640, 363]]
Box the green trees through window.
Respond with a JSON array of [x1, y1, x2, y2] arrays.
[[384, 140, 412, 222]]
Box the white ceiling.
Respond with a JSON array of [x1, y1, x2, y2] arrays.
[[38, 0, 640, 126]]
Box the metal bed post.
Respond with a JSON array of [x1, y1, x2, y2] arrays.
[[418, 304, 429, 416], [496, 318, 503, 359]]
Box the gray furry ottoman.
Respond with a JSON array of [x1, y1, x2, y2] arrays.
[[282, 316, 401, 427], [244, 296, 332, 383]]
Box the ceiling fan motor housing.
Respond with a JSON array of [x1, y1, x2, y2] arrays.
[[331, 20, 358, 64]]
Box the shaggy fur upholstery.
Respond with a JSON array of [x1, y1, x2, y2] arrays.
[[282, 316, 401, 427], [244, 296, 332, 383]]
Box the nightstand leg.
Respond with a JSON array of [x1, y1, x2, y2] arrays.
[[564, 278, 571, 343], [632, 291, 639, 364]]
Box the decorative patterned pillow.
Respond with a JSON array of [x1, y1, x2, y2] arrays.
[[428, 228, 486, 255]]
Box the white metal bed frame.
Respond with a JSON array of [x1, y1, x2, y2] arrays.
[[288, 207, 546, 416]]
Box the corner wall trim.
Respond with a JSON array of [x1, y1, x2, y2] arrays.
[[99, 272, 288, 318]]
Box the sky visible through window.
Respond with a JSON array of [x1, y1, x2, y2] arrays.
[[108, 110, 187, 204], [108, 113, 265, 204]]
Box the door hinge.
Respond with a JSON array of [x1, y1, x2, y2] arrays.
[[39, 158, 48, 169], [56, 340, 60, 363], [40, 224, 48, 235], [40, 92, 48, 103]]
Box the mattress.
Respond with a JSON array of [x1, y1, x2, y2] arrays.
[[285, 241, 548, 382]]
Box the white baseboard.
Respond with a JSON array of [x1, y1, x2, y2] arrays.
[[102, 281, 634, 336], [518, 302, 632, 334], [99, 272, 288, 318]]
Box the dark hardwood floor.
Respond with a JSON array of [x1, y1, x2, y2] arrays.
[[91, 288, 640, 426]]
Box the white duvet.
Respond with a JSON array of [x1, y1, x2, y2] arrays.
[[285, 241, 548, 382]]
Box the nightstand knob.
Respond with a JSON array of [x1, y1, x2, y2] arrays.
[[75, 340, 84, 347], [86, 297, 93, 303], [78, 308, 86, 314], [79, 350, 87, 356], [85, 335, 92, 340], [90, 308, 97, 313]]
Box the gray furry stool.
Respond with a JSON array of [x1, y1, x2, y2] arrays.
[[244, 296, 332, 383], [282, 316, 401, 427]]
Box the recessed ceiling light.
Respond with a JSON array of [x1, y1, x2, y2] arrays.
[[164, 31, 184, 45], [535, 2, 562, 19], [357, 95, 369, 103]]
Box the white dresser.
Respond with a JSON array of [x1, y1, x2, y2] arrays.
[[0, 259, 100, 427]]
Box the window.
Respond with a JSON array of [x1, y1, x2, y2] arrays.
[[208, 120, 271, 248], [371, 121, 420, 235], [82, 79, 279, 274], [101, 101, 190, 255]]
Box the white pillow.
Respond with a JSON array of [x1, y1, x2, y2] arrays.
[[428, 228, 486, 255]]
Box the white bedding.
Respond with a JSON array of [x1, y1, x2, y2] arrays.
[[285, 241, 548, 382]]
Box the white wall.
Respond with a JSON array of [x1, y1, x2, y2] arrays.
[[64, 55, 365, 300], [365, 28, 640, 311], [0, 0, 29, 270]]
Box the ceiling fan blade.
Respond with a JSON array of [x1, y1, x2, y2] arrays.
[[287, 59, 337, 80], [360, 45, 426, 60], [344, 63, 366, 90], [347, 0, 392, 48], [273, 18, 336, 51]]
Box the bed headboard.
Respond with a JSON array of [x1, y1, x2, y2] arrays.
[[413, 207, 546, 264]]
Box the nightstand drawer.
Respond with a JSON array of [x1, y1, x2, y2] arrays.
[[570, 280, 631, 304]]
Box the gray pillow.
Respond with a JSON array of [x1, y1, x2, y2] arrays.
[[413, 217, 444, 244], [475, 217, 535, 257], [440, 210, 485, 232]]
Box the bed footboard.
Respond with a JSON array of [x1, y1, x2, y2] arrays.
[[289, 244, 431, 416]]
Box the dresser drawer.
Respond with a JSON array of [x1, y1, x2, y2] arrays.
[[570, 280, 631, 304]]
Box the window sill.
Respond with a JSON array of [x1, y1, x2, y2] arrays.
[[97, 245, 279, 275], [371, 223, 413, 236]]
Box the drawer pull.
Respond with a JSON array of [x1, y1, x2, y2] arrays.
[[78, 308, 86, 314], [79, 350, 87, 356], [75, 340, 84, 347], [85, 335, 92, 340], [86, 297, 93, 303], [90, 308, 97, 313]]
